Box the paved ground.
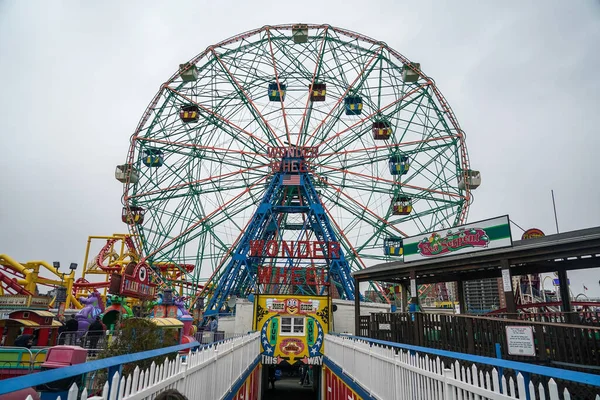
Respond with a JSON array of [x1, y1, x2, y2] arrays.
[[263, 376, 317, 400]]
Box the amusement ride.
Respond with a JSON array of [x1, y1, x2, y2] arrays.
[[114, 24, 480, 314]]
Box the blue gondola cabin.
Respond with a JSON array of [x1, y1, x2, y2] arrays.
[[143, 149, 164, 167], [345, 95, 363, 115], [180, 105, 199, 123], [372, 121, 392, 140], [384, 237, 403, 256], [122, 206, 145, 225], [268, 82, 286, 101], [389, 155, 409, 175], [292, 24, 308, 44], [309, 83, 326, 102], [392, 196, 412, 215], [179, 63, 198, 82]]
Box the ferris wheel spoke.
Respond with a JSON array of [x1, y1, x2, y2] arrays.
[[164, 87, 272, 153], [266, 28, 292, 144], [314, 162, 462, 200], [210, 49, 286, 148], [129, 163, 270, 201], [141, 175, 269, 262], [308, 82, 430, 152], [301, 43, 384, 149], [295, 26, 329, 148]]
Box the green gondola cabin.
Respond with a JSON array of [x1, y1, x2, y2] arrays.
[[267, 82, 286, 101], [402, 62, 420, 83], [180, 105, 199, 123], [392, 196, 412, 215], [344, 95, 363, 115], [143, 149, 163, 167], [458, 170, 481, 190], [292, 24, 308, 44], [114, 164, 139, 184], [122, 206, 145, 225], [389, 154, 409, 175], [179, 63, 198, 82]]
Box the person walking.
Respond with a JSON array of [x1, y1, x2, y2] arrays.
[[87, 316, 104, 355], [65, 315, 79, 345], [268, 365, 276, 389]]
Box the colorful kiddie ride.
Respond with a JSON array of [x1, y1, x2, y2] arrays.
[[74, 291, 104, 334], [150, 289, 197, 352]]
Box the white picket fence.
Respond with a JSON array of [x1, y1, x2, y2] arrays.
[[26, 332, 260, 400], [325, 334, 600, 400]]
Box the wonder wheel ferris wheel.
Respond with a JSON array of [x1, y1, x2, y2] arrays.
[[115, 24, 480, 304]]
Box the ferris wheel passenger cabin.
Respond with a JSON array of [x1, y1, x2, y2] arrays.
[[122, 206, 145, 225], [389, 154, 409, 175], [344, 95, 363, 115], [383, 237, 403, 256], [402, 62, 421, 83], [267, 82, 286, 101], [179, 63, 198, 82], [292, 24, 309, 44], [143, 148, 164, 167], [115, 164, 139, 184], [309, 83, 326, 101], [392, 196, 412, 215], [372, 120, 392, 140], [180, 105, 199, 123], [458, 170, 481, 190]]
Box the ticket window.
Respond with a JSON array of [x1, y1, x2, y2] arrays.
[[280, 317, 305, 336]]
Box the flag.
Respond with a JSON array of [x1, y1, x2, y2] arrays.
[[282, 174, 301, 186], [584, 285, 588, 291]]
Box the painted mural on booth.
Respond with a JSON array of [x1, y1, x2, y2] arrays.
[[254, 294, 330, 366]]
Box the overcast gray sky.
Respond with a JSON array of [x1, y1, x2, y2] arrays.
[[1, 1, 599, 297]]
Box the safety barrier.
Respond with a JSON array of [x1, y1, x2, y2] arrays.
[[325, 334, 600, 400], [0, 332, 259, 400]]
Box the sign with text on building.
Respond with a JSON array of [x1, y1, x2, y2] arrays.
[[506, 325, 536, 356], [403, 215, 512, 263]]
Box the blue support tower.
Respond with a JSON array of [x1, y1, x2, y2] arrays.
[[204, 153, 357, 315]]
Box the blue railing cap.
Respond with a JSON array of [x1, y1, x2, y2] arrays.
[[0, 341, 199, 396], [331, 334, 600, 387]]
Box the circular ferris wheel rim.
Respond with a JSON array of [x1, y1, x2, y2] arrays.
[[121, 23, 474, 267]]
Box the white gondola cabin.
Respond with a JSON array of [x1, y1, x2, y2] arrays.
[[292, 24, 308, 44], [309, 83, 326, 102], [344, 95, 363, 115], [372, 121, 392, 140], [458, 170, 481, 190], [180, 105, 199, 123], [402, 62, 421, 83], [267, 82, 286, 101], [392, 196, 412, 216], [143, 149, 164, 168], [179, 63, 198, 82], [115, 164, 139, 184], [389, 154, 409, 175], [383, 237, 403, 256], [122, 206, 145, 225]]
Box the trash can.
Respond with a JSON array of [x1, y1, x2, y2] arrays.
[[36, 346, 88, 400]]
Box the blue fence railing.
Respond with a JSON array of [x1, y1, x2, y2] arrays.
[[0, 341, 200, 397]]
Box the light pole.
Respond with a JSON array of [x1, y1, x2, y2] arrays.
[[53, 261, 78, 319]]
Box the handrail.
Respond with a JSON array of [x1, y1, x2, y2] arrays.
[[0, 346, 38, 372], [0, 341, 199, 396], [330, 333, 600, 387]]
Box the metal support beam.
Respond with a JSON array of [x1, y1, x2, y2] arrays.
[[456, 280, 466, 314], [501, 259, 516, 313], [354, 278, 361, 336], [556, 269, 575, 324]]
